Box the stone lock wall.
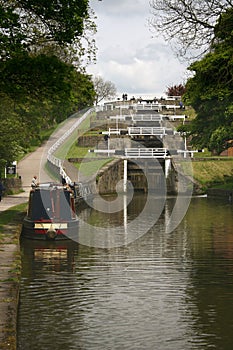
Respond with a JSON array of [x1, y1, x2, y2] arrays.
[[96, 159, 125, 194], [95, 158, 179, 195]]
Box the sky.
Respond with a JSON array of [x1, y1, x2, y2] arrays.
[[87, 0, 189, 100]]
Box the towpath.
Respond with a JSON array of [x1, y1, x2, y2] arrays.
[[0, 115, 81, 213], [0, 114, 84, 347]]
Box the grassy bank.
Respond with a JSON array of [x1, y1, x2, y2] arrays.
[[191, 157, 233, 191], [67, 144, 113, 177], [0, 203, 27, 236]]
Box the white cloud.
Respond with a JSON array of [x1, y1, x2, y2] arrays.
[[91, 0, 149, 17], [88, 0, 188, 97]]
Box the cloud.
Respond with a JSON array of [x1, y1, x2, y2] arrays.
[[88, 0, 188, 96], [90, 0, 149, 17], [89, 53, 186, 97]]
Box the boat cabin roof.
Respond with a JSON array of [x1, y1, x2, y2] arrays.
[[28, 182, 75, 221]]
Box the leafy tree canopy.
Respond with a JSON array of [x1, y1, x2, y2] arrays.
[[0, 0, 96, 65], [179, 8, 233, 154], [0, 54, 73, 101], [0, 96, 25, 176], [0, 1, 97, 175]]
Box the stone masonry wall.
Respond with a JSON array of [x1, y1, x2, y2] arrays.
[[96, 159, 124, 194]]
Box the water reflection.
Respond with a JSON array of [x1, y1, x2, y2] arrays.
[[182, 198, 233, 350], [20, 239, 79, 273], [18, 196, 233, 350], [76, 192, 166, 248]]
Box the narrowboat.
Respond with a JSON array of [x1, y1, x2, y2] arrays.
[[22, 183, 79, 240]]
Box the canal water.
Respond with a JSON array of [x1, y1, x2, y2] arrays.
[[17, 195, 233, 350]]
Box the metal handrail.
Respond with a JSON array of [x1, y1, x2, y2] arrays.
[[125, 148, 168, 158], [47, 108, 95, 185], [128, 127, 166, 136]]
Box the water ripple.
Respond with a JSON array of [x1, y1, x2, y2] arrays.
[[18, 197, 233, 350]]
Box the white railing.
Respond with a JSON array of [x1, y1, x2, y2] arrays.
[[134, 103, 180, 111], [134, 104, 162, 111], [115, 104, 131, 109], [128, 127, 166, 137], [75, 182, 92, 199], [109, 115, 130, 121], [177, 149, 204, 158], [132, 114, 163, 122], [166, 96, 182, 101], [162, 104, 181, 110], [102, 128, 122, 135], [125, 148, 168, 158], [47, 107, 94, 184], [88, 147, 169, 159], [102, 126, 167, 137], [165, 114, 187, 121]]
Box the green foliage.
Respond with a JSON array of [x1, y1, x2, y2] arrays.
[[209, 126, 233, 155], [183, 7, 233, 154], [70, 71, 96, 110], [0, 54, 73, 101], [17, 0, 89, 43], [0, 2, 96, 176], [0, 0, 95, 61], [0, 96, 25, 175]]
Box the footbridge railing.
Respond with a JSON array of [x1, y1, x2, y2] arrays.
[[89, 147, 169, 159], [102, 126, 174, 137], [134, 104, 162, 111], [125, 148, 168, 158], [47, 107, 95, 197], [128, 127, 166, 137], [132, 114, 163, 122]]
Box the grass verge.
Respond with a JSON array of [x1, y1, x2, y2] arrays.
[[0, 203, 27, 236], [191, 158, 233, 191]]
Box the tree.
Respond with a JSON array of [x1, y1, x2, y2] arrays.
[[0, 1, 97, 173], [0, 54, 74, 101], [209, 127, 233, 155], [92, 76, 117, 105], [165, 84, 185, 96], [0, 96, 26, 176], [70, 71, 95, 111], [149, 0, 233, 59], [0, 61, 96, 175], [178, 8, 233, 155], [0, 0, 96, 65], [0, 52, 96, 125]]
